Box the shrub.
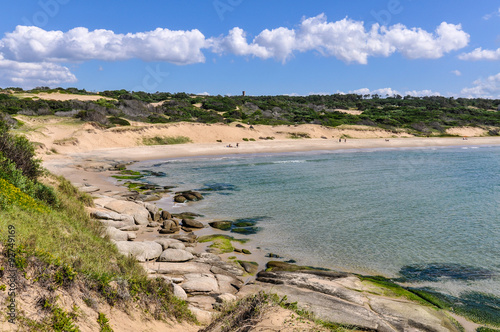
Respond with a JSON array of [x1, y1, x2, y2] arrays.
[[0, 128, 42, 180], [142, 136, 192, 145], [108, 116, 130, 126]]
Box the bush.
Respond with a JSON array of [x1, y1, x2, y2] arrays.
[[0, 128, 42, 180], [108, 116, 130, 126]]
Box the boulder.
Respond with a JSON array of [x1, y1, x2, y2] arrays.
[[115, 241, 163, 262], [169, 242, 186, 250], [158, 249, 194, 262], [144, 262, 212, 275], [171, 282, 188, 300], [104, 227, 135, 241], [182, 218, 204, 229], [161, 210, 172, 220], [174, 195, 187, 203], [239, 261, 259, 275], [104, 200, 151, 225], [182, 273, 219, 293], [209, 221, 232, 230], [154, 238, 183, 250], [147, 222, 161, 228], [216, 293, 237, 303]]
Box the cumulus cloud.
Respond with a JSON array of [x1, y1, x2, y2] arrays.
[[460, 73, 500, 98], [349, 87, 441, 97], [451, 70, 462, 76], [0, 25, 207, 65], [211, 14, 469, 63], [0, 54, 76, 87], [458, 47, 500, 61]]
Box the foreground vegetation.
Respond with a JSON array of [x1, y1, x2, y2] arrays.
[[0, 117, 196, 330], [1, 87, 500, 136]]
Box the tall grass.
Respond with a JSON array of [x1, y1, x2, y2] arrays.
[[142, 135, 192, 145]]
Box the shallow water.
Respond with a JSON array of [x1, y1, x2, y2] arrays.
[[131, 145, 500, 297]]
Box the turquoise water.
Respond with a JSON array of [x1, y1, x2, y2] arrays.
[[132, 145, 500, 296]]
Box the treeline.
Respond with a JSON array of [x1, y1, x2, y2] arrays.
[[1, 87, 500, 135]]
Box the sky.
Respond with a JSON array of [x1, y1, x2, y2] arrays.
[[0, 0, 499, 98]]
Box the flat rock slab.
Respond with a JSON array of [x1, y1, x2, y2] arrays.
[[114, 241, 162, 262], [253, 271, 461, 332], [105, 227, 135, 241], [158, 249, 194, 262], [143, 262, 212, 275]]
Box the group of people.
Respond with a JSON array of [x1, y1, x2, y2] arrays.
[[226, 143, 239, 148]]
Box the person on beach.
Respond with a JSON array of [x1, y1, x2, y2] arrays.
[[236, 143, 239, 147]]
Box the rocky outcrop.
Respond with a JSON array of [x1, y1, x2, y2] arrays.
[[158, 249, 194, 262], [244, 270, 461, 332]]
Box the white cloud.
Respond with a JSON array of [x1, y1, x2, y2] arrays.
[[348, 88, 441, 97], [483, 8, 500, 20], [458, 47, 500, 61], [460, 73, 500, 98], [211, 14, 469, 64], [403, 89, 441, 97], [0, 25, 207, 65], [451, 70, 462, 76], [0, 54, 76, 87]]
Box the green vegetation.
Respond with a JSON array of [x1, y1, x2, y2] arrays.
[[198, 234, 249, 253], [0, 116, 196, 329], [97, 312, 114, 332], [2, 88, 500, 135], [142, 135, 192, 145]]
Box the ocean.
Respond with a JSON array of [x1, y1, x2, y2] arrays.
[[130, 144, 500, 298]]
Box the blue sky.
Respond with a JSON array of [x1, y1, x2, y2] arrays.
[[0, 0, 499, 97]]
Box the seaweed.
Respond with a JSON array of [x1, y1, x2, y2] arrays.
[[397, 263, 496, 282]]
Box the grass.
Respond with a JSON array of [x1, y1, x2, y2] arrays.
[[198, 234, 249, 254], [0, 173, 197, 329], [142, 135, 192, 145]]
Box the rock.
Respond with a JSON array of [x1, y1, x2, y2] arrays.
[[154, 238, 183, 250], [142, 202, 159, 215], [209, 221, 232, 230], [169, 242, 186, 250], [115, 241, 163, 262], [171, 282, 188, 300], [147, 222, 161, 228], [196, 253, 245, 276], [242, 249, 251, 255], [143, 262, 212, 275], [188, 306, 213, 325], [182, 218, 204, 228], [158, 249, 194, 262], [161, 210, 172, 220], [188, 295, 216, 311], [216, 293, 237, 303], [185, 247, 196, 254], [161, 220, 180, 233], [90, 209, 135, 224], [253, 271, 461, 332], [184, 194, 198, 201], [239, 261, 259, 275], [215, 274, 242, 294], [182, 273, 219, 293], [104, 227, 134, 241], [104, 200, 151, 225], [168, 233, 197, 243], [119, 225, 140, 231], [191, 192, 203, 200], [174, 195, 187, 203], [99, 220, 131, 229]]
